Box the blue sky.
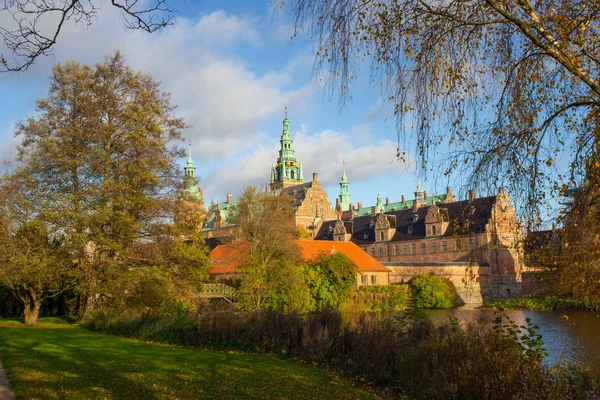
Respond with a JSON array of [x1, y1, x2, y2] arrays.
[[0, 1, 473, 209]]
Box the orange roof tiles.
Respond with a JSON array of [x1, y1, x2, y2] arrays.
[[209, 240, 389, 274], [297, 240, 389, 272], [208, 245, 247, 274]]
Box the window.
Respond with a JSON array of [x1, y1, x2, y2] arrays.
[[371, 248, 375, 257], [395, 246, 400, 256], [421, 243, 426, 254], [432, 225, 437, 235], [455, 240, 461, 251], [407, 226, 414, 235], [431, 242, 437, 253], [441, 241, 447, 252], [361, 275, 368, 285], [402, 245, 408, 255], [380, 231, 384, 241], [411, 243, 416, 254], [469, 238, 476, 250], [310, 206, 313, 213], [378, 247, 383, 257], [387, 246, 392, 256], [371, 275, 378, 285]]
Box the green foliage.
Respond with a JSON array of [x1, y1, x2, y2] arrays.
[[350, 284, 410, 311], [492, 313, 547, 359], [409, 273, 456, 309], [305, 252, 356, 311], [229, 186, 306, 312], [486, 296, 588, 311]]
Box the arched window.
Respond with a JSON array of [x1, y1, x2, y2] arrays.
[[380, 231, 384, 241]]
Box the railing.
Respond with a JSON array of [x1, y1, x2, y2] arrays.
[[197, 283, 238, 304]]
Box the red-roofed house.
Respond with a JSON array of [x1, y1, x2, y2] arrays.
[[209, 240, 390, 288]]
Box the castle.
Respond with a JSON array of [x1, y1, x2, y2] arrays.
[[181, 106, 524, 304]]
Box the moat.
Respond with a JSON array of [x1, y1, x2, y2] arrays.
[[424, 308, 600, 373]]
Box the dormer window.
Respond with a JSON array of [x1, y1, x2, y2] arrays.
[[413, 214, 418, 222], [407, 226, 414, 235], [470, 206, 476, 215]]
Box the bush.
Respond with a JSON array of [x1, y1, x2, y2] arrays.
[[88, 308, 600, 399], [349, 284, 410, 311], [409, 273, 456, 309]]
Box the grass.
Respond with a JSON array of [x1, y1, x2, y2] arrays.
[[0, 318, 381, 399], [484, 296, 589, 311]]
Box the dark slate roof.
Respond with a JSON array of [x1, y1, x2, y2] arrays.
[[204, 237, 224, 251], [315, 196, 497, 244]]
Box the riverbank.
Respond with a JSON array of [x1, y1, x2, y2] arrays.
[[0, 319, 381, 399], [483, 296, 590, 311]]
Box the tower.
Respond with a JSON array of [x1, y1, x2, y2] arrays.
[[339, 158, 351, 211], [175, 139, 206, 232], [181, 141, 203, 202], [270, 102, 304, 191]]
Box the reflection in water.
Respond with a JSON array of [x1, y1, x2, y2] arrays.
[[423, 308, 600, 373]]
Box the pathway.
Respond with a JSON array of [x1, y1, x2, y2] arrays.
[[0, 360, 15, 400]]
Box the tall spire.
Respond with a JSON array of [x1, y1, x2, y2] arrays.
[[376, 191, 385, 213], [181, 136, 202, 202], [339, 157, 351, 211], [270, 101, 304, 190]]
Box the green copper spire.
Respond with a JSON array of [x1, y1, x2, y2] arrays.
[[270, 101, 304, 189], [181, 138, 202, 202], [376, 191, 385, 213], [339, 157, 351, 211]]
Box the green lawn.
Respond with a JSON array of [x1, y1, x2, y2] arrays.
[[0, 320, 380, 399]]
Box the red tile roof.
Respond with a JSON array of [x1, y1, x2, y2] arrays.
[[297, 240, 389, 272], [209, 240, 389, 274], [209, 245, 246, 274]]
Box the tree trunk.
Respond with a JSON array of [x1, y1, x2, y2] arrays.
[[23, 294, 41, 326], [76, 293, 89, 323]]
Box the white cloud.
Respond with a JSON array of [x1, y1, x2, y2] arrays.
[[202, 125, 412, 201], [1, 7, 316, 162]]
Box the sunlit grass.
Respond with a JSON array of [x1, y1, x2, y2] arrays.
[[0, 320, 380, 399]]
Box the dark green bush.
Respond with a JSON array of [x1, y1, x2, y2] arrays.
[[409, 273, 456, 308], [485, 296, 588, 311]]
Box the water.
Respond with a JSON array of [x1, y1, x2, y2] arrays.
[[424, 308, 600, 373]]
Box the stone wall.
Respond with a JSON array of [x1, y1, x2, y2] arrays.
[[384, 262, 488, 305]]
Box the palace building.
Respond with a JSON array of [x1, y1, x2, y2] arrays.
[[201, 105, 337, 239], [186, 104, 524, 303]]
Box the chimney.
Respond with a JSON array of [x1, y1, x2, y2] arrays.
[[198, 188, 203, 197], [371, 206, 376, 215], [312, 172, 319, 183], [424, 191, 428, 200], [468, 190, 475, 202], [357, 202, 362, 211], [401, 194, 405, 203], [227, 194, 232, 204], [335, 198, 341, 211], [413, 199, 419, 212], [386, 197, 390, 206], [350, 204, 355, 219]]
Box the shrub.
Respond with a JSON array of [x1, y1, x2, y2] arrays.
[[409, 273, 456, 309], [349, 284, 410, 311]]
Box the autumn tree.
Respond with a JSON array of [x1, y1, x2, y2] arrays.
[[0, 170, 75, 325], [283, 0, 600, 225], [1, 0, 175, 72], [229, 186, 309, 311], [14, 52, 187, 320]]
